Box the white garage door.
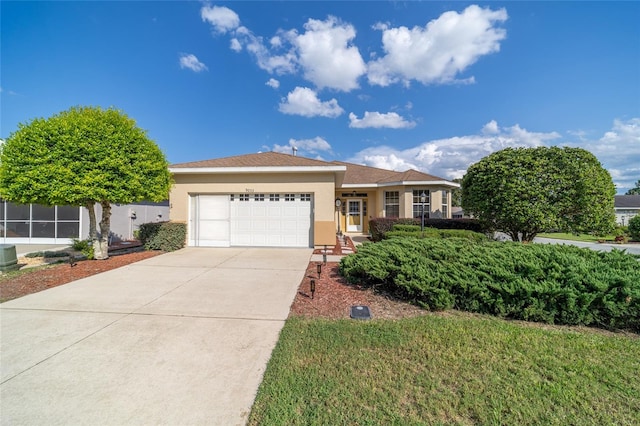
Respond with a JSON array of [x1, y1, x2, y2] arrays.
[[190, 193, 312, 248]]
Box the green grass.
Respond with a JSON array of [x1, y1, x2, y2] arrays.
[[537, 232, 616, 243], [249, 314, 640, 425]]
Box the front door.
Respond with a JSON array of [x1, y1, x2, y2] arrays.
[[346, 199, 362, 232]]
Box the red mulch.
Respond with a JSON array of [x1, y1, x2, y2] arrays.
[[0, 250, 163, 302], [289, 261, 427, 320]]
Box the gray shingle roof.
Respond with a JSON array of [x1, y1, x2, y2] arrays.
[[170, 152, 452, 185], [170, 151, 331, 168], [615, 195, 640, 208]]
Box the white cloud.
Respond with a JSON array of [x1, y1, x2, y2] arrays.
[[348, 120, 560, 180], [278, 87, 344, 118], [199, 7, 366, 91], [482, 120, 499, 134], [575, 118, 640, 193], [349, 111, 416, 129], [265, 78, 280, 89], [233, 26, 297, 74], [201, 5, 240, 34], [178, 53, 208, 72], [0, 86, 18, 96], [291, 16, 366, 91], [272, 137, 333, 157], [367, 5, 507, 86], [230, 38, 242, 52]]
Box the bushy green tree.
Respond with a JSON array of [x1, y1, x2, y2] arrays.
[[461, 147, 616, 242], [629, 215, 640, 241], [0, 106, 172, 259]]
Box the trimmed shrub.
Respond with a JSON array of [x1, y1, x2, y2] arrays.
[[369, 218, 418, 241], [369, 217, 485, 241], [438, 229, 488, 243], [138, 222, 186, 252], [339, 238, 640, 332], [629, 216, 640, 241], [385, 225, 487, 242], [423, 218, 485, 233], [71, 238, 94, 260], [392, 224, 421, 232]]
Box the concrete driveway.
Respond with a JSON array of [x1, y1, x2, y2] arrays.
[[1, 247, 312, 425]]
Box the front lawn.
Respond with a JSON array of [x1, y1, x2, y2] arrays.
[[249, 315, 640, 425]]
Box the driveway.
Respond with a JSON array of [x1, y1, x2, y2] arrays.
[[1, 247, 312, 425]]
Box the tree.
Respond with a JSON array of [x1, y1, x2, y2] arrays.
[[626, 180, 640, 195], [0, 106, 172, 259], [461, 147, 616, 242], [629, 215, 640, 241]]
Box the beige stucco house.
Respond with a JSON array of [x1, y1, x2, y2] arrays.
[[169, 152, 459, 248]]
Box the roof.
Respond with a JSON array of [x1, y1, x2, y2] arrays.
[[170, 151, 331, 168], [614, 195, 640, 208], [331, 160, 455, 187], [170, 151, 458, 187]]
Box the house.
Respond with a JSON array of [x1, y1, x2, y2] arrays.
[[615, 195, 640, 226], [0, 200, 169, 245], [169, 151, 459, 248]]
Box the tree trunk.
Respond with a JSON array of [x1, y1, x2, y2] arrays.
[[506, 230, 520, 243], [93, 201, 111, 260], [86, 202, 98, 242]]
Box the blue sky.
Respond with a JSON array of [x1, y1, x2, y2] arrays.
[[2, 1, 639, 193]]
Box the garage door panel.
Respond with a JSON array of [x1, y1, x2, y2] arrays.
[[226, 194, 312, 248]]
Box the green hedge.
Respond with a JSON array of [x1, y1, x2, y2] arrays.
[[369, 217, 484, 241], [339, 238, 640, 332], [386, 225, 488, 242], [138, 222, 186, 252]]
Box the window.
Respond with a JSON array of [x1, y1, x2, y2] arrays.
[[239, 194, 250, 201], [254, 194, 265, 201], [0, 200, 80, 239], [412, 190, 430, 219], [230, 194, 235, 201], [300, 193, 311, 201], [285, 194, 295, 202], [384, 191, 400, 218], [442, 190, 449, 218], [269, 194, 280, 201]]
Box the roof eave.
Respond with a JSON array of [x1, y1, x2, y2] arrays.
[[340, 181, 460, 189], [170, 165, 347, 174]]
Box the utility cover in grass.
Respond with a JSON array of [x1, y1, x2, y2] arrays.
[[350, 305, 371, 320]]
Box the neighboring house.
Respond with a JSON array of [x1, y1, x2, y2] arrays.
[[169, 151, 459, 248], [615, 195, 640, 226], [451, 207, 466, 219], [0, 199, 169, 245]]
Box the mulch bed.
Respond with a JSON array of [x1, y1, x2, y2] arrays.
[[289, 261, 427, 320], [0, 250, 163, 303]]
